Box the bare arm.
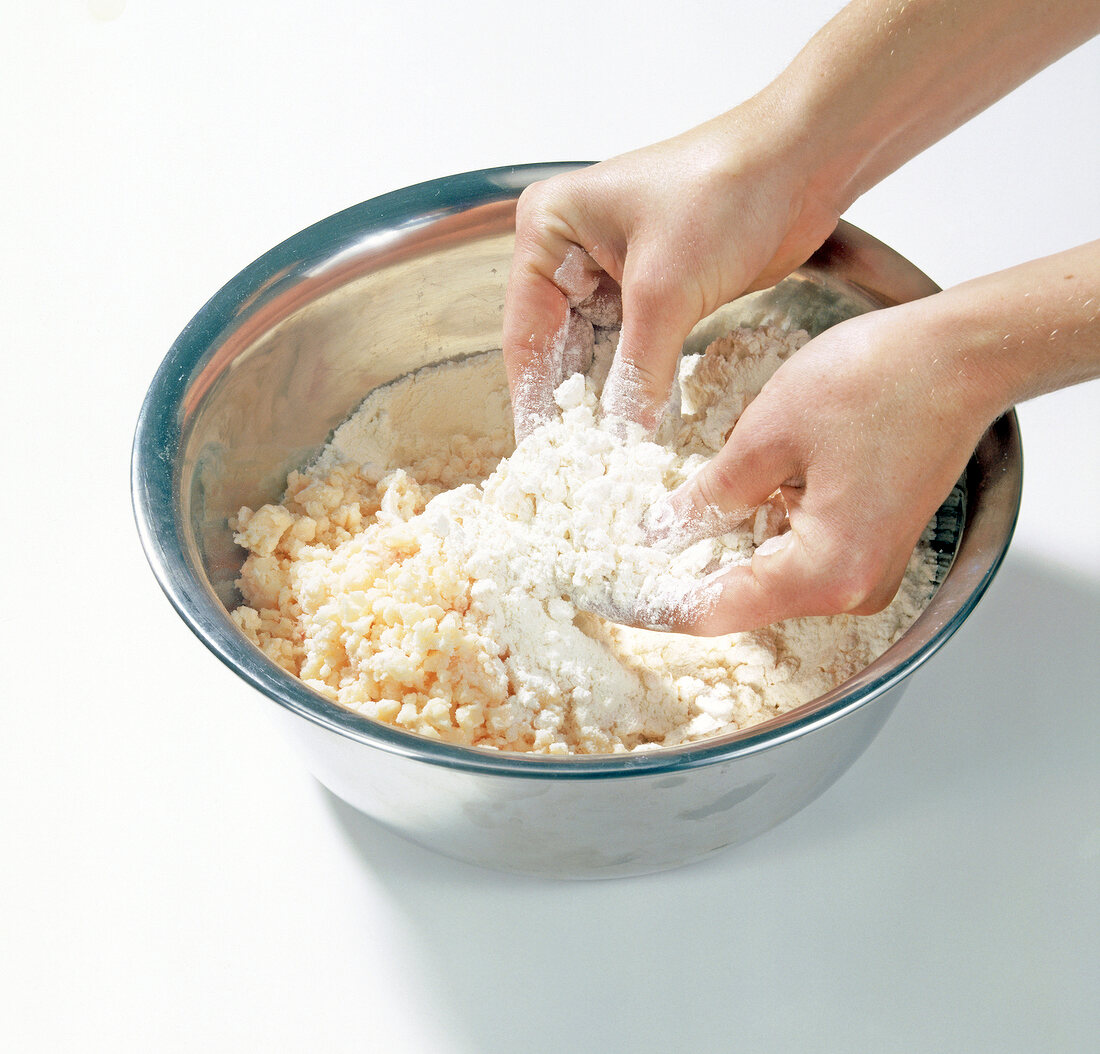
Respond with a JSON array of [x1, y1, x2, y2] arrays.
[[780, 0, 1100, 213], [504, 0, 1100, 430]]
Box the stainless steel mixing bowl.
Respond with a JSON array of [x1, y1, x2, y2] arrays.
[[132, 163, 1022, 878]]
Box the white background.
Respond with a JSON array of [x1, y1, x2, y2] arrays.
[[2, 2, 1097, 1051]]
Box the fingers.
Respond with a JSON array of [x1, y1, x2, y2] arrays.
[[647, 418, 797, 550], [599, 260, 699, 435], [506, 172, 700, 439], [637, 424, 802, 633], [639, 398, 916, 634], [508, 246, 696, 441], [658, 498, 922, 635], [502, 267, 570, 439], [504, 188, 618, 439]]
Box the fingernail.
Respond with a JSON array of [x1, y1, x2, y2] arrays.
[[754, 531, 791, 558]]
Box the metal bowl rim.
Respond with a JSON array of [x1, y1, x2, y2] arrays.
[[131, 161, 1020, 780]]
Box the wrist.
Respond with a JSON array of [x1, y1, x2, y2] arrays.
[[885, 293, 1017, 432], [746, 78, 861, 221]]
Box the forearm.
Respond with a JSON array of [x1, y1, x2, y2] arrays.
[[892, 240, 1100, 423], [756, 0, 1100, 215]]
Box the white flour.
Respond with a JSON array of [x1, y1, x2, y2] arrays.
[[231, 325, 940, 754]]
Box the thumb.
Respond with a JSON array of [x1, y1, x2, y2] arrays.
[[648, 423, 796, 550], [665, 500, 915, 635], [667, 529, 828, 635]]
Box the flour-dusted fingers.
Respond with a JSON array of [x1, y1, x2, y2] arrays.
[[502, 196, 571, 439], [655, 519, 918, 636], [598, 258, 703, 437], [503, 183, 615, 440]]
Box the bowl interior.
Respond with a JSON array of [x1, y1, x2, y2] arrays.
[[133, 164, 1022, 773]]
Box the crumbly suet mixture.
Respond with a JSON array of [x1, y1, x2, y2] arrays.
[[231, 326, 938, 754]]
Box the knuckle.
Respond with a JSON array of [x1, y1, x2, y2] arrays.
[[626, 267, 675, 321], [696, 457, 739, 511], [847, 553, 906, 615], [513, 185, 543, 234], [821, 546, 888, 614], [515, 179, 570, 241], [516, 178, 552, 216]]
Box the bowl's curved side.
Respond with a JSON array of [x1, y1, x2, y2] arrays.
[[281, 678, 914, 879]]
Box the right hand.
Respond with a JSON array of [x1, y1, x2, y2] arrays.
[[502, 102, 841, 437], [647, 303, 991, 634]]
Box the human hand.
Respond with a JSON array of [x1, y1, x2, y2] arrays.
[[645, 304, 991, 634], [499, 0, 1100, 635], [502, 104, 841, 438]]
